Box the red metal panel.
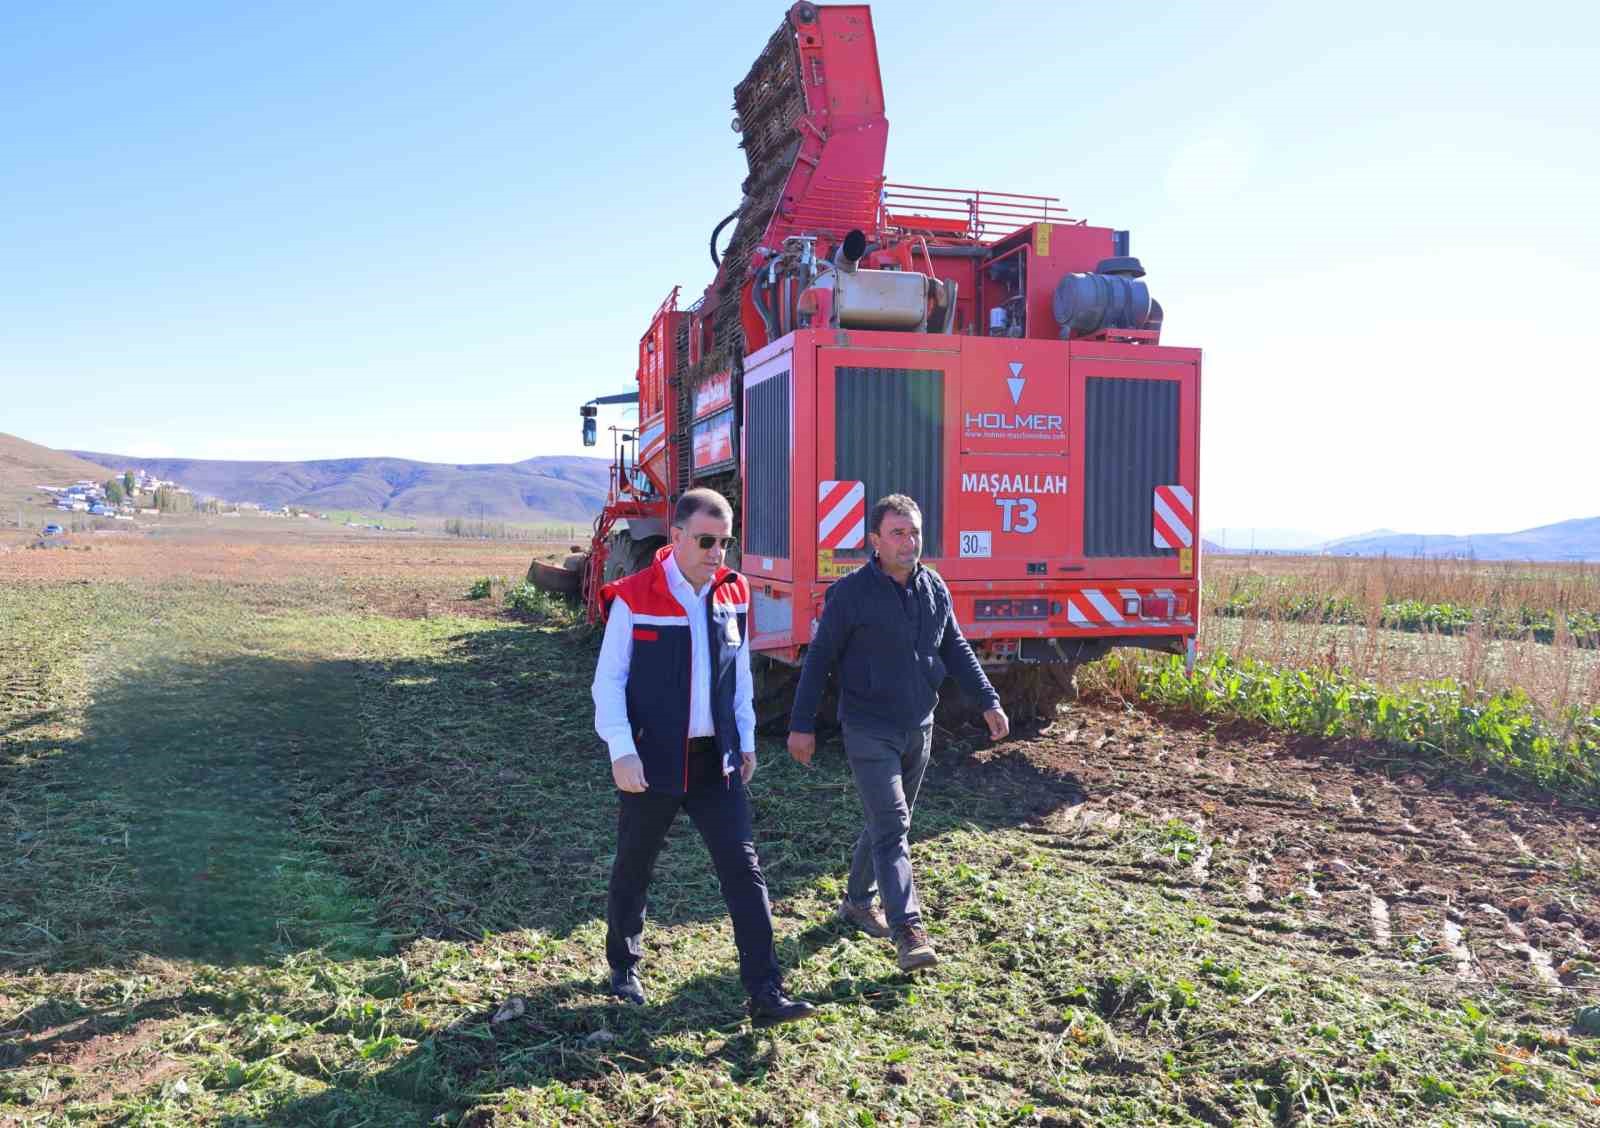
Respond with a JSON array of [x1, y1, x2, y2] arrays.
[[951, 336, 1072, 572], [1066, 339, 1201, 581], [952, 580, 1199, 644]]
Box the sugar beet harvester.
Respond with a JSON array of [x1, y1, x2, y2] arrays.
[[531, 2, 1201, 725]]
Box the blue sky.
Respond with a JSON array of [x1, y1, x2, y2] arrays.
[[2, 1, 1595, 537]]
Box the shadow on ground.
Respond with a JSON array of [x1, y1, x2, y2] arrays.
[[1, 614, 1093, 1120]]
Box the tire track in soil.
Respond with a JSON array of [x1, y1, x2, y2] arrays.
[[988, 703, 1600, 996]]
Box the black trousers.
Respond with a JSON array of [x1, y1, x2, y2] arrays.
[[605, 739, 781, 997]]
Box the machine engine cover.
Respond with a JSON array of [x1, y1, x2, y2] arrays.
[[833, 269, 928, 331]]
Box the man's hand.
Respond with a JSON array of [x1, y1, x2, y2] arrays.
[[787, 731, 816, 767], [983, 707, 1010, 742], [740, 747, 757, 784], [611, 753, 648, 793]]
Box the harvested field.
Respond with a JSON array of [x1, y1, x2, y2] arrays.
[[1001, 712, 1600, 997], [2, 534, 1597, 1125], [0, 525, 546, 585]]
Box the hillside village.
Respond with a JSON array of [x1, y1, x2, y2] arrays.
[[36, 469, 328, 523]]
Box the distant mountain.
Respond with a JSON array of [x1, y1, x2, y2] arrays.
[[0, 433, 126, 516], [1321, 528, 1400, 549], [1322, 517, 1600, 561], [67, 448, 610, 523]]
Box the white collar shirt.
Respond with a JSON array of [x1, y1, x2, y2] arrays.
[[662, 551, 716, 740], [591, 550, 756, 766]]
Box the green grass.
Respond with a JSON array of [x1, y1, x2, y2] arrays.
[[2, 578, 1596, 1124], [320, 509, 419, 530]]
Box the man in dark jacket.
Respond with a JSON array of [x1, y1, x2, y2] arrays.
[[593, 487, 815, 1025], [787, 494, 1008, 970]]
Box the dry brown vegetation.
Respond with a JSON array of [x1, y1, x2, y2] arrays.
[[1201, 554, 1600, 718], [1207, 553, 1600, 619]]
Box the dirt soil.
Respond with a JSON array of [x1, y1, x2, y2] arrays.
[[972, 703, 1600, 999], [0, 527, 544, 584], [7, 1014, 183, 1109]]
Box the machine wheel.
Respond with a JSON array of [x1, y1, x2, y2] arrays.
[[601, 531, 633, 585], [629, 535, 667, 574], [601, 531, 667, 586], [754, 654, 841, 737], [752, 654, 799, 734], [989, 663, 1080, 730]]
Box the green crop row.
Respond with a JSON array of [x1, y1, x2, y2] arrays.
[[1112, 652, 1600, 802]]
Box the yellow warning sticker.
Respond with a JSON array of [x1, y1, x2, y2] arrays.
[[1180, 547, 1193, 572], [817, 549, 853, 579], [1033, 223, 1052, 256]]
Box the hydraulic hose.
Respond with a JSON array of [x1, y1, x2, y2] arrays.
[[752, 274, 779, 339], [709, 209, 739, 269]]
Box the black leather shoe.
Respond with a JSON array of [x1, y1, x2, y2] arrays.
[[608, 968, 646, 1005], [749, 987, 817, 1026]]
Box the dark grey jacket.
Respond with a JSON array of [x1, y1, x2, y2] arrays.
[[789, 555, 999, 734]]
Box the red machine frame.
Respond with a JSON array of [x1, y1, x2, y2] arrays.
[[736, 329, 1200, 666], [564, 2, 1203, 694]]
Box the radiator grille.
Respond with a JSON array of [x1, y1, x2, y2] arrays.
[[744, 371, 791, 558], [833, 367, 944, 557], [1084, 377, 1178, 557]]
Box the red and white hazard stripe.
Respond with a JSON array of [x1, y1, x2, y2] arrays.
[[817, 480, 865, 549], [1062, 586, 1191, 628], [1064, 588, 1124, 626], [1153, 485, 1194, 549]]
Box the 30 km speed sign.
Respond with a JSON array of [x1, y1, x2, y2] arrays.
[[959, 530, 992, 558]]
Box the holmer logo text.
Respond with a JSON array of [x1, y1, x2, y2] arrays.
[[963, 412, 1064, 432]]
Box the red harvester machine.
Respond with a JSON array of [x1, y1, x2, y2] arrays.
[[533, 2, 1201, 724]]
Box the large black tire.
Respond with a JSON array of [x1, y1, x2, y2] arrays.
[[601, 531, 667, 586], [752, 654, 798, 734], [630, 536, 667, 574], [754, 654, 841, 737], [601, 531, 633, 586]]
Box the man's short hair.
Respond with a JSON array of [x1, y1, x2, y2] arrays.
[[673, 487, 734, 527], [870, 493, 921, 535]]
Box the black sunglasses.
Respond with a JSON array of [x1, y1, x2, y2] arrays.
[[689, 534, 735, 551]]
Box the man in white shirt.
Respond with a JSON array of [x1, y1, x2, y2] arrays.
[[592, 488, 815, 1025]]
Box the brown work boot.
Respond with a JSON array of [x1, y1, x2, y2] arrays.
[[836, 899, 891, 939], [894, 924, 938, 971]]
